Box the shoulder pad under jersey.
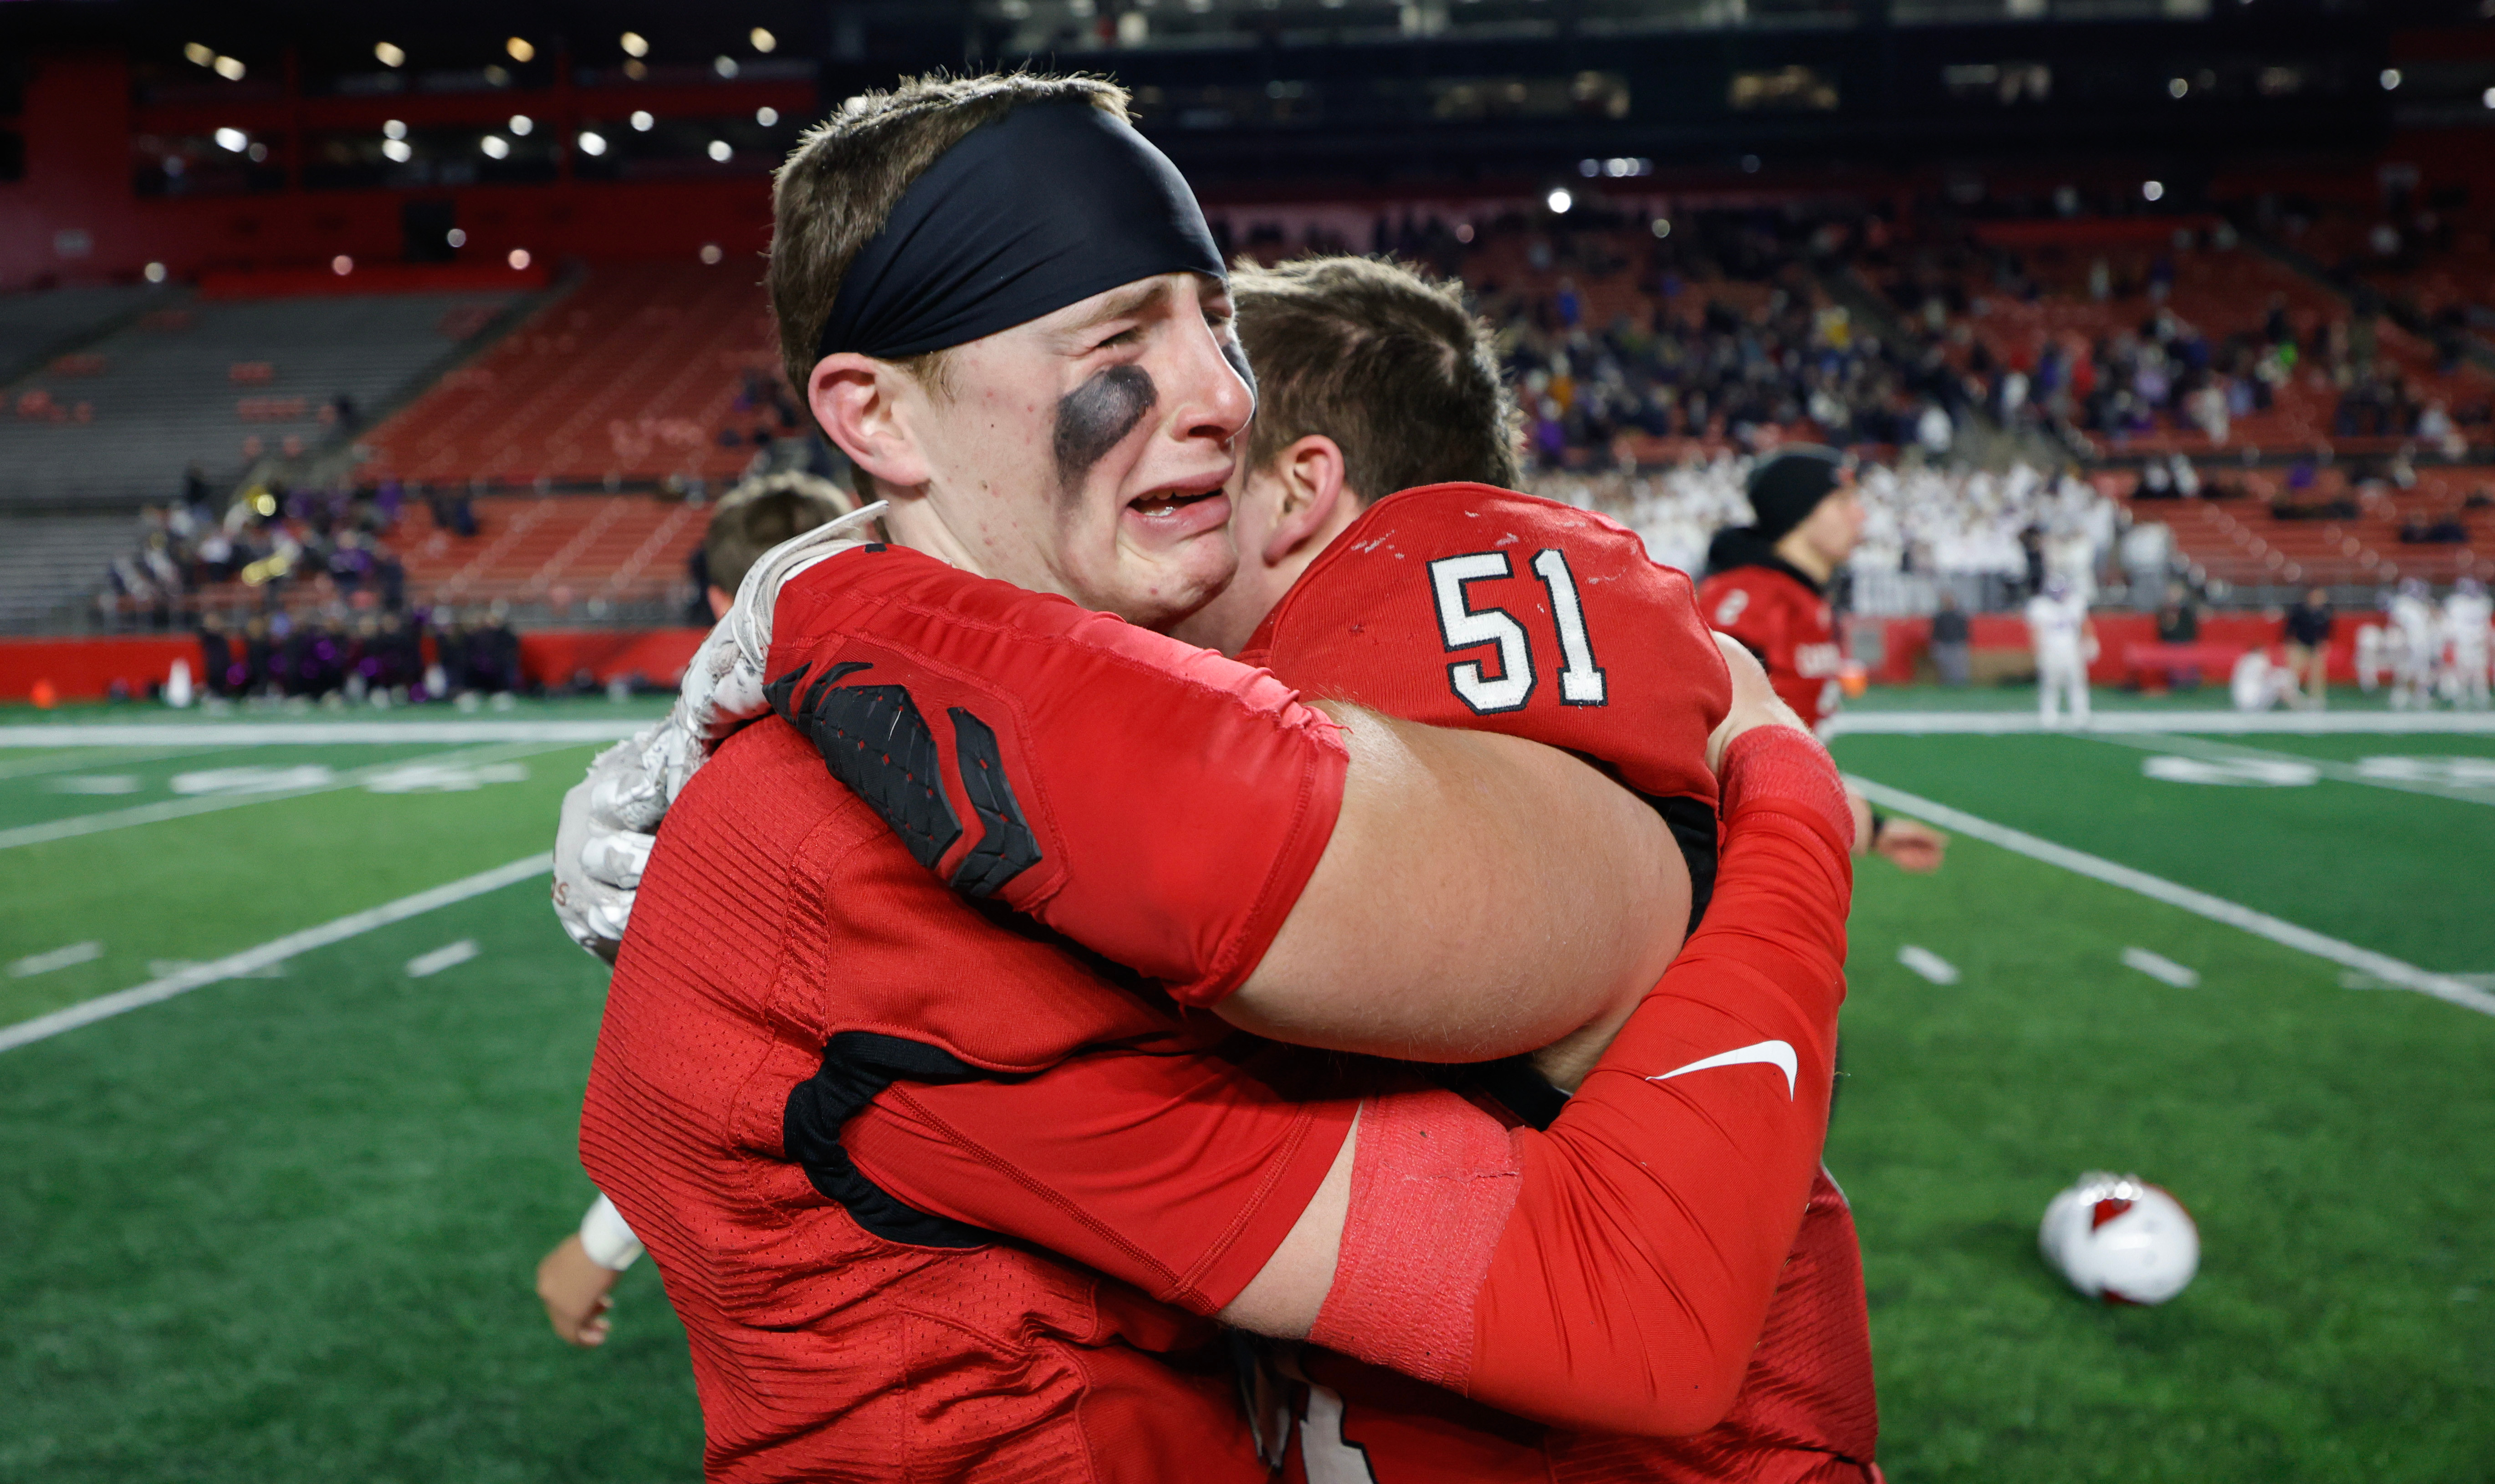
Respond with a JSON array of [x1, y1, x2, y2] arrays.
[[1241, 483, 1728, 807]]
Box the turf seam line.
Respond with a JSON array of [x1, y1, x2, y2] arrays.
[[1828, 711, 2495, 736], [2087, 733, 2495, 809], [0, 741, 578, 852], [1848, 775, 2495, 1020], [0, 854, 550, 1054]]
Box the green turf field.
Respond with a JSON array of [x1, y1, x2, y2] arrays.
[[2, 698, 2490, 1481]]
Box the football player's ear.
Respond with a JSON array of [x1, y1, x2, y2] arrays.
[[809, 353, 934, 495], [1262, 433, 1349, 565]]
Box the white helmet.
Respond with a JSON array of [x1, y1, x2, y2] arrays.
[[2040, 1172, 2199, 1305]]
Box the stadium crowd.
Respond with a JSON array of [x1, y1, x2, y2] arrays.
[[98, 471, 529, 703], [1537, 454, 2129, 614]]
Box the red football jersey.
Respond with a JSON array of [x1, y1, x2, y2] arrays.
[[584, 483, 1870, 1481], [581, 719, 1350, 1483], [1697, 561, 1843, 731], [1284, 1168, 1876, 1484]]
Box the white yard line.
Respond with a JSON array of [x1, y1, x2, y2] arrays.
[[1830, 710, 2495, 736], [0, 720, 648, 748], [0, 855, 548, 1054], [405, 939, 480, 978], [10, 941, 103, 978], [0, 744, 235, 780], [0, 740, 579, 852], [2121, 947, 2202, 988], [1896, 945, 1961, 984], [1848, 775, 2495, 1020]]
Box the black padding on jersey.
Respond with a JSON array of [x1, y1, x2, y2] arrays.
[[1651, 792, 1718, 937], [945, 707, 1043, 898], [767, 659, 965, 872], [783, 1031, 1000, 1249], [1468, 1057, 1571, 1131]]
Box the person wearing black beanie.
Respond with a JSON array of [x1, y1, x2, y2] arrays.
[[1698, 446, 1948, 873], [1702, 445, 1857, 601]]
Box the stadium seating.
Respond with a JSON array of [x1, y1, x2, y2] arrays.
[[0, 511, 144, 631], [1928, 235, 2493, 458], [394, 493, 709, 610], [2115, 465, 2491, 590], [356, 264, 782, 490], [0, 288, 528, 507], [0, 284, 160, 384]]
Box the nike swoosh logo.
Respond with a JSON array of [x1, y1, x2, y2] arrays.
[[1647, 1040, 1798, 1100]]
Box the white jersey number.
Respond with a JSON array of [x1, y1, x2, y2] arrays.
[[1428, 549, 1608, 714]]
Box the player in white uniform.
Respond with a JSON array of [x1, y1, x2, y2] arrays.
[[2027, 575, 2097, 727], [2444, 577, 2493, 710], [2389, 578, 2442, 711]]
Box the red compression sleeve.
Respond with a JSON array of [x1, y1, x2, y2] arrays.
[[1308, 726, 1854, 1438], [763, 545, 1348, 1006]]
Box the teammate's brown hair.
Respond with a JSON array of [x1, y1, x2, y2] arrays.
[[768, 72, 1131, 411], [702, 472, 856, 594], [1231, 255, 1522, 503]]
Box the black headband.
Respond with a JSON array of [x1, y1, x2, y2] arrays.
[[814, 100, 1227, 362]]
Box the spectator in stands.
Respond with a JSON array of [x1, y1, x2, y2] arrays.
[[1930, 589, 1972, 687], [2152, 579, 2205, 691], [2158, 581, 2202, 645], [2283, 586, 2335, 709], [197, 613, 239, 700]]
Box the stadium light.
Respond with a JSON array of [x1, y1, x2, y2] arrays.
[[383, 119, 407, 140], [506, 36, 535, 63], [2484, 86, 2495, 108], [621, 31, 649, 58], [375, 41, 405, 68], [481, 135, 511, 159], [2142, 179, 2166, 202], [213, 55, 245, 81], [756, 106, 779, 126], [508, 249, 532, 270], [700, 244, 725, 264], [447, 228, 467, 247], [577, 131, 608, 157], [509, 114, 534, 136], [214, 127, 248, 153], [1578, 158, 1599, 178], [382, 139, 413, 163], [2168, 77, 2188, 98], [1546, 187, 1574, 214], [751, 27, 777, 52], [714, 56, 740, 78], [708, 139, 734, 162], [184, 42, 213, 67], [144, 262, 168, 283], [332, 255, 354, 276], [2380, 68, 2401, 90], [631, 111, 654, 132]]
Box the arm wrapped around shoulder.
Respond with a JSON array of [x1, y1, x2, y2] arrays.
[[1309, 725, 1854, 1437], [763, 544, 1349, 1006]]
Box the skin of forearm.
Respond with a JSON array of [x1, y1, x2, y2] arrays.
[[1217, 704, 1687, 1065]]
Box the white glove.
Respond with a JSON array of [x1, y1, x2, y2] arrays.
[[550, 502, 888, 962]]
